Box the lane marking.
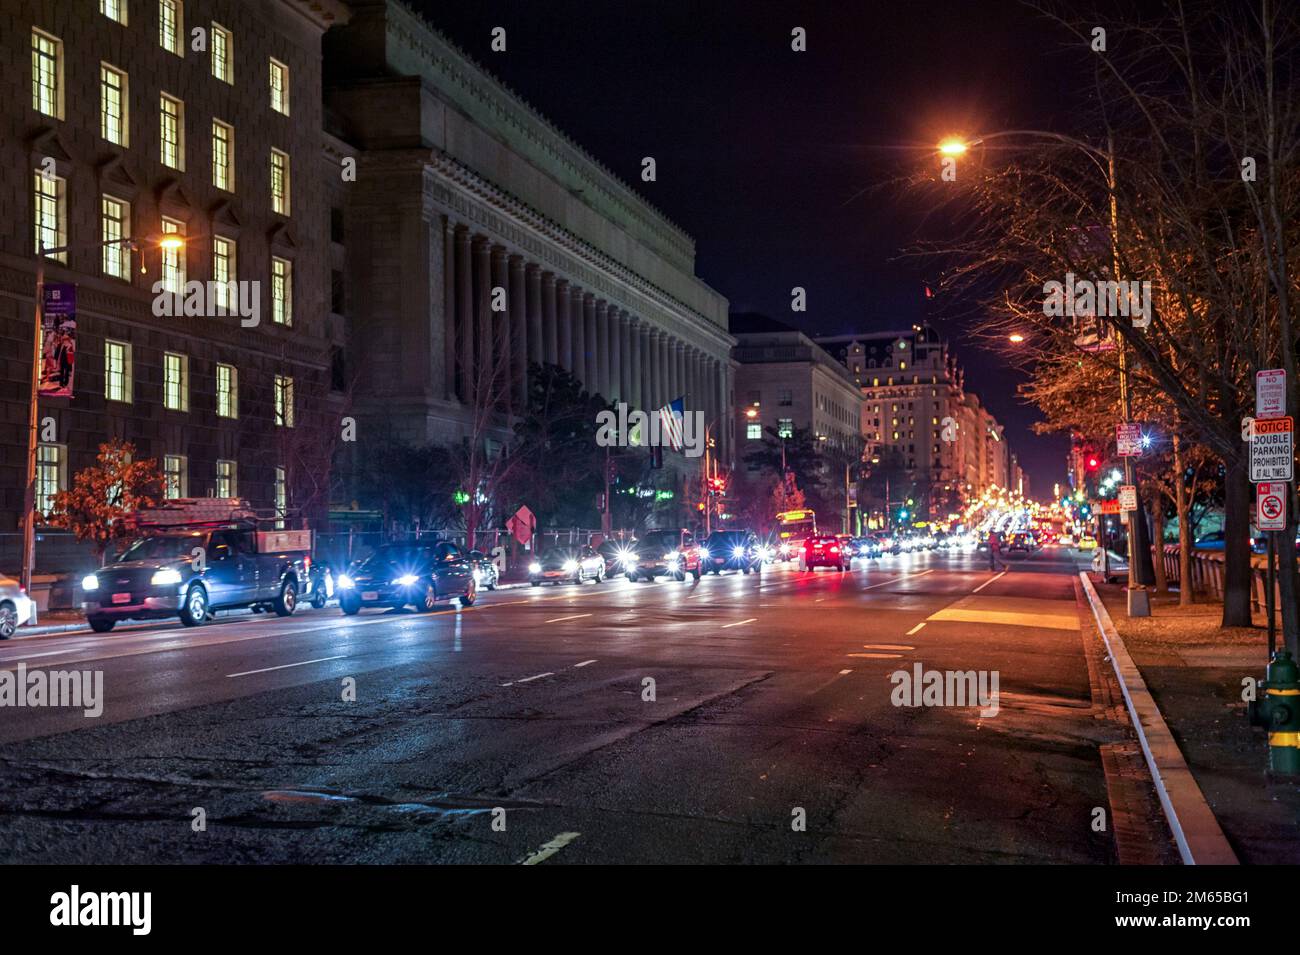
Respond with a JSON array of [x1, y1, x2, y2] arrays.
[[862, 643, 913, 651], [520, 831, 580, 865], [838, 669, 853, 675], [847, 652, 903, 659], [971, 571, 1006, 593], [574, 659, 597, 668], [226, 655, 348, 678], [906, 622, 926, 636], [721, 618, 758, 629], [545, 613, 593, 624], [860, 569, 933, 591], [516, 671, 554, 683]]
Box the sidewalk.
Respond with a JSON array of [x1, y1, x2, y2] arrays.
[[1094, 579, 1300, 864]]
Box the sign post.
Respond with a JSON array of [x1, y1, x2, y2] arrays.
[[1116, 423, 1142, 457], [1258, 482, 1288, 655]]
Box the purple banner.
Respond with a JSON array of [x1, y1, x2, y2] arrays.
[[39, 282, 76, 398]]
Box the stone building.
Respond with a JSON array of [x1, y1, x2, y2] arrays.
[[322, 0, 734, 475], [0, 0, 348, 558]]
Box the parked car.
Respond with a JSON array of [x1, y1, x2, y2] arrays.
[[701, 529, 762, 574], [530, 546, 605, 585], [468, 550, 499, 590], [306, 557, 334, 609], [597, 539, 635, 577], [337, 541, 476, 613], [800, 535, 848, 571], [0, 574, 36, 639], [624, 529, 703, 582], [82, 507, 311, 632]]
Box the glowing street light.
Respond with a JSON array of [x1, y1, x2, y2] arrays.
[[938, 139, 969, 156]]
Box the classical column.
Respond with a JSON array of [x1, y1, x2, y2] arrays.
[[616, 310, 630, 407], [629, 318, 642, 411], [542, 273, 558, 366], [659, 333, 671, 407], [595, 302, 610, 399], [571, 286, 586, 383], [474, 238, 492, 402], [443, 218, 456, 401], [526, 265, 543, 370], [455, 226, 473, 403], [583, 294, 598, 391], [509, 255, 527, 409], [556, 280, 573, 373], [645, 329, 659, 409]]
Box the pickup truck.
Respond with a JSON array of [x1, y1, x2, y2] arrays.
[[81, 524, 310, 632]]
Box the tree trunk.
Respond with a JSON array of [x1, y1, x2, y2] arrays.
[[1277, 523, 1300, 660], [1174, 438, 1194, 607], [1221, 452, 1253, 628], [1150, 496, 1168, 594]]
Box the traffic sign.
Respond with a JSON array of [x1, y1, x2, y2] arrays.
[[1257, 482, 1287, 532], [1116, 423, 1142, 456], [1097, 500, 1121, 515], [1256, 369, 1287, 420], [506, 505, 536, 546], [1250, 416, 1294, 482], [1118, 484, 1138, 511]]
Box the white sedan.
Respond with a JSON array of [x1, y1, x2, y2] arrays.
[[0, 575, 36, 639]]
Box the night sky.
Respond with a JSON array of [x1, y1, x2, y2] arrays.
[[409, 0, 1092, 493]]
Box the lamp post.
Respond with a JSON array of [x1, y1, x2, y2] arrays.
[[21, 234, 184, 598], [938, 129, 1151, 615]]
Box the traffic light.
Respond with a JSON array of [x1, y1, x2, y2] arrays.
[[1084, 452, 1100, 472]]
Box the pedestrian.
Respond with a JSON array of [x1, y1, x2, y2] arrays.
[[988, 531, 1005, 572]]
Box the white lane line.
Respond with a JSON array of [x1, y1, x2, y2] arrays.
[[847, 652, 903, 659], [520, 831, 581, 865], [906, 622, 926, 636], [814, 598, 825, 603], [721, 617, 758, 629], [838, 669, 853, 675], [226, 655, 347, 678], [545, 613, 593, 624], [517, 672, 554, 683], [574, 659, 597, 668], [972, 571, 1006, 594], [860, 569, 933, 591], [862, 643, 913, 651]]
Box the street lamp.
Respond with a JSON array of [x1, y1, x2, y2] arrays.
[[21, 233, 187, 601]]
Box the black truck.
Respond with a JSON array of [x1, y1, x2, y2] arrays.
[[80, 499, 314, 632]]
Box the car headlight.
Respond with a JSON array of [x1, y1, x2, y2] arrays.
[[698, 548, 710, 560], [81, 574, 99, 591], [528, 562, 542, 574], [732, 546, 746, 558], [664, 552, 678, 562], [151, 568, 183, 586], [337, 574, 355, 589], [622, 556, 638, 567], [563, 560, 578, 573], [394, 574, 419, 586]]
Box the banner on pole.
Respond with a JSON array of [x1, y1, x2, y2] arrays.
[[39, 283, 77, 398]]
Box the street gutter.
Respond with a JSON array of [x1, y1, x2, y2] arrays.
[[1078, 571, 1238, 865]]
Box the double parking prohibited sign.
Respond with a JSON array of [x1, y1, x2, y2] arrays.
[[1250, 416, 1294, 482]]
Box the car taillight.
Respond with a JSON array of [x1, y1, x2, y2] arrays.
[[830, 546, 839, 553]]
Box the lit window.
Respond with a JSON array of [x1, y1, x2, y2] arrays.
[[216, 459, 237, 498], [99, 64, 128, 145], [160, 94, 184, 169], [211, 119, 234, 191], [269, 59, 289, 115], [271, 257, 292, 326], [216, 363, 238, 418], [101, 0, 127, 24], [33, 171, 66, 262], [274, 466, 287, 526], [746, 423, 762, 440], [163, 352, 188, 411], [36, 444, 65, 516], [211, 23, 232, 83], [163, 454, 187, 498], [212, 236, 235, 311], [104, 340, 132, 403], [101, 195, 131, 279], [271, 149, 290, 215], [160, 217, 185, 295], [31, 29, 63, 119], [159, 0, 183, 55], [274, 374, 294, 428]]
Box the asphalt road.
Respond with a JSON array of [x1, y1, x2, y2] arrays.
[[0, 545, 1150, 864]]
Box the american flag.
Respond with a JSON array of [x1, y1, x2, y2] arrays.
[[658, 397, 685, 452]]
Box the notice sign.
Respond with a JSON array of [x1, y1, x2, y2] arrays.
[[39, 282, 76, 398], [1257, 482, 1287, 532], [1118, 485, 1138, 511], [1256, 369, 1286, 420], [1116, 422, 1142, 456], [1250, 416, 1294, 482]]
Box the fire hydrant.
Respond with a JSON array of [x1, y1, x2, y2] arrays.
[[1247, 650, 1300, 776]]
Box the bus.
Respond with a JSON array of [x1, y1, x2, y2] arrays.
[[775, 509, 817, 559]]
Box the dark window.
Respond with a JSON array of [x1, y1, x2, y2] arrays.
[[331, 269, 344, 313], [330, 207, 344, 243], [330, 346, 346, 392]]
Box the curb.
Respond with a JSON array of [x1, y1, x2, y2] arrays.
[[1078, 571, 1238, 865]]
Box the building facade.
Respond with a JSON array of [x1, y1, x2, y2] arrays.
[[817, 324, 1012, 519], [322, 0, 733, 475], [1, 0, 348, 559]]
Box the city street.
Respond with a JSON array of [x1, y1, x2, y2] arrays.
[[0, 546, 1167, 864]]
